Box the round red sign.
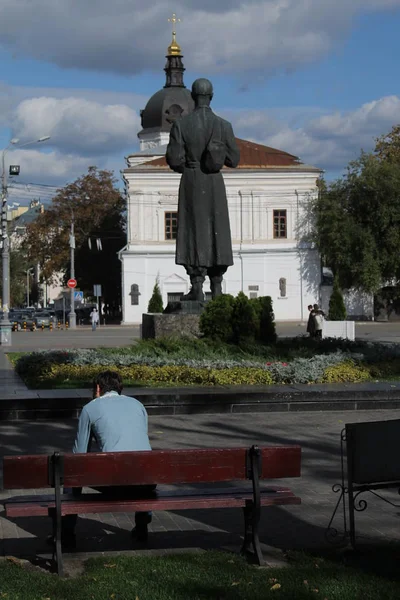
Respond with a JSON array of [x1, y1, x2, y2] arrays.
[[67, 278, 77, 289]]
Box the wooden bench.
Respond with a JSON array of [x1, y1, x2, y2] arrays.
[[3, 445, 301, 575]]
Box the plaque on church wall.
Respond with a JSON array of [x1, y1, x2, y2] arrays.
[[130, 284, 140, 306]]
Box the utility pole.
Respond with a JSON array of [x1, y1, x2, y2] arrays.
[[0, 150, 11, 345], [69, 211, 76, 329]]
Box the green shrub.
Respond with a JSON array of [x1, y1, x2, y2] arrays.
[[199, 294, 235, 341], [42, 363, 274, 387], [231, 292, 258, 344], [257, 296, 277, 344], [147, 279, 163, 313], [329, 278, 347, 321], [320, 361, 370, 383]]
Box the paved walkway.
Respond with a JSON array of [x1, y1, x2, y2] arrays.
[[1, 410, 400, 562], [0, 351, 29, 394]]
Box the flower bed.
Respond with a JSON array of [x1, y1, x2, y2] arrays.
[[10, 337, 400, 389]]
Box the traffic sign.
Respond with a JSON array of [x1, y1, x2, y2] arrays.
[[74, 291, 84, 301], [67, 278, 77, 289]]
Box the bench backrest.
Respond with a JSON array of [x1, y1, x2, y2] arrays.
[[346, 419, 400, 484], [3, 446, 301, 490]]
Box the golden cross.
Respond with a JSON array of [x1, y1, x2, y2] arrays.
[[168, 12, 181, 36]]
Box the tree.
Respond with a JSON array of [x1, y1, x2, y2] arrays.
[[312, 152, 400, 292], [328, 278, 347, 321], [375, 124, 400, 163], [22, 167, 126, 311], [0, 248, 29, 307], [147, 279, 163, 313]]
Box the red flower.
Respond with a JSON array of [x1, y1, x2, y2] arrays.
[[266, 362, 272, 366], [282, 362, 288, 366]]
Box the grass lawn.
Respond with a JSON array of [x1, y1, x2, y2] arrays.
[[1, 550, 400, 600]]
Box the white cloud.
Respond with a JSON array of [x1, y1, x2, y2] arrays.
[[4, 148, 93, 184], [11, 96, 141, 155], [0, 1, 398, 76], [226, 95, 400, 171]]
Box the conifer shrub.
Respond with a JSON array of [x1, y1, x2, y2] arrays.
[[329, 278, 347, 321], [231, 292, 258, 344], [256, 296, 277, 344], [199, 294, 235, 341], [147, 279, 163, 313]]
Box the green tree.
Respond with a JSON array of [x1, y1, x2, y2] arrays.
[[313, 152, 400, 292], [147, 279, 163, 313], [22, 167, 126, 311], [375, 124, 400, 163], [328, 278, 347, 321]]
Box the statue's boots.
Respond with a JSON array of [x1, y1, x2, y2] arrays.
[[181, 281, 205, 302]]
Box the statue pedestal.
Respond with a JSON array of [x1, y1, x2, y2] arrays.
[[142, 301, 209, 339]]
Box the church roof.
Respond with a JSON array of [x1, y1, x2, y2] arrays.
[[127, 138, 319, 171]]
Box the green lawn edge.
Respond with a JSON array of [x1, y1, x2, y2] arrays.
[[1, 550, 400, 600]]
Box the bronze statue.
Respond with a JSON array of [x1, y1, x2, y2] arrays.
[[166, 78, 240, 300]]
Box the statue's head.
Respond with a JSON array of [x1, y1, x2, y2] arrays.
[[191, 78, 213, 104]]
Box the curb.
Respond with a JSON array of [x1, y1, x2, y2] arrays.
[[1, 382, 400, 420]]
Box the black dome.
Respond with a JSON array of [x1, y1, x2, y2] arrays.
[[138, 53, 194, 136], [140, 86, 194, 132]]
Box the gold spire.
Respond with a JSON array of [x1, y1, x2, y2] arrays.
[[167, 12, 182, 55]]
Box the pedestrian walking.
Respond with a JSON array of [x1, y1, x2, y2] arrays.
[[90, 307, 99, 331]]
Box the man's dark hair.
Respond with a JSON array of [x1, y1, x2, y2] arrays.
[[94, 370, 123, 395], [308, 304, 313, 310], [313, 304, 319, 310]]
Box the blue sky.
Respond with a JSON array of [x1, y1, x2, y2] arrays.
[[0, 1, 399, 204]]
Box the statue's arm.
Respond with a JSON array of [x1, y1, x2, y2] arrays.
[[166, 122, 185, 173], [224, 123, 240, 169]]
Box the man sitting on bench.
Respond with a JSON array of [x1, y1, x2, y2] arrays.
[[61, 370, 154, 548]]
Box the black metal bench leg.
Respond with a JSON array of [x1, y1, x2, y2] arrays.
[[240, 504, 252, 556], [348, 487, 356, 549], [251, 511, 264, 566]]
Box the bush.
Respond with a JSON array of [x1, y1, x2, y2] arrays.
[[329, 278, 347, 321], [320, 361, 370, 383], [199, 294, 235, 341], [257, 296, 277, 344], [41, 363, 274, 387], [147, 279, 163, 313], [231, 292, 258, 344]]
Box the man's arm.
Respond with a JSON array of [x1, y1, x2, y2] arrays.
[[72, 406, 92, 453], [166, 122, 185, 173], [224, 122, 240, 169]]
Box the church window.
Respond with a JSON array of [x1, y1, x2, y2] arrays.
[[273, 210, 287, 239], [165, 212, 178, 240]]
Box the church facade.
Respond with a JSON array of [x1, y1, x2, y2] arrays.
[[120, 34, 324, 324]]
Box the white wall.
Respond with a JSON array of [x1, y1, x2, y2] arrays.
[[121, 162, 321, 324]]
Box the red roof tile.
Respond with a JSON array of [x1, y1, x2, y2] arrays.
[[140, 138, 301, 169]]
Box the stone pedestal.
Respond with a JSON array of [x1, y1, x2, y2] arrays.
[[142, 312, 202, 339]]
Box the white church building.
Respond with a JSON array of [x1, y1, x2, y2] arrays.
[[120, 34, 324, 324]]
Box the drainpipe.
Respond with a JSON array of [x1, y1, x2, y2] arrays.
[[296, 189, 304, 321], [238, 190, 244, 292]]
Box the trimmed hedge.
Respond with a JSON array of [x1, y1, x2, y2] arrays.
[[42, 364, 275, 386]]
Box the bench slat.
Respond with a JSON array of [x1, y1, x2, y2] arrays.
[[5, 488, 301, 517], [3, 447, 301, 490]]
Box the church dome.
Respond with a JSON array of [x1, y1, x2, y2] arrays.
[[138, 31, 194, 138], [140, 85, 194, 132]]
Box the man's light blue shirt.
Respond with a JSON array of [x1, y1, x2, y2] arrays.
[[73, 391, 152, 454]]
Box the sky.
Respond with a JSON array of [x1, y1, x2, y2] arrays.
[[0, 0, 400, 205]]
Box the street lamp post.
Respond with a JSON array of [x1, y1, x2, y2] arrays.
[[0, 136, 50, 345], [69, 211, 77, 329], [26, 268, 34, 308]]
